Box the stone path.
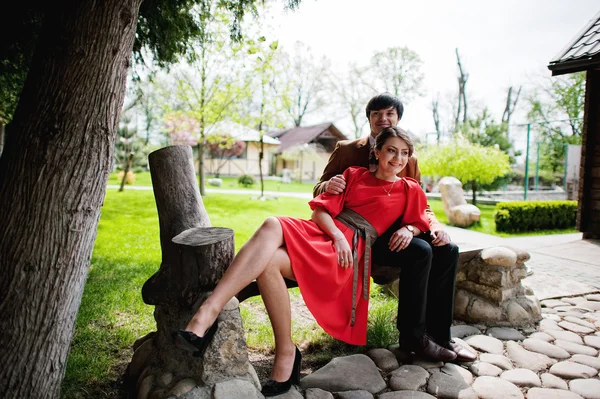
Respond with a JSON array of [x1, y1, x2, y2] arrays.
[[269, 293, 600, 399]]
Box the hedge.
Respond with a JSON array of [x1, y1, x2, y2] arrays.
[[494, 200, 577, 233]]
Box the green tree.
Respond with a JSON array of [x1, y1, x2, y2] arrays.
[[419, 140, 511, 205], [366, 46, 424, 103], [527, 72, 585, 173], [0, 1, 302, 398]]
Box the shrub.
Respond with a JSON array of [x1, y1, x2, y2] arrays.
[[237, 174, 255, 187], [495, 200, 577, 233], [116, 170, 136, 185]]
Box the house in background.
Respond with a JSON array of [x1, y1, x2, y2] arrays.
[[269, 122, 348, 182], [548, 9, 600, 239], [204, 120, 280, 177]]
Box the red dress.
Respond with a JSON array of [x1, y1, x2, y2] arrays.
[[277, 167, 429, 345]]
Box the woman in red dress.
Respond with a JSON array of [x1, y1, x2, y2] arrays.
[[176, 127, 429, 396]]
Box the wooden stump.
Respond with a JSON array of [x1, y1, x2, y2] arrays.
[[142, 145, 215, 306]]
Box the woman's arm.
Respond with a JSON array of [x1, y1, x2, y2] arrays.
[[311, 206, 353, 269]]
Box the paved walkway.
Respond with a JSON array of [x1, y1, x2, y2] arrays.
[[446, 226, 600, 300]]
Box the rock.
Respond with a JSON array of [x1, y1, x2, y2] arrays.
[[526, 388, 584, 399], [577, 300, 600, 311], [470, 361, 503, 377], [480, 247, 517, 267], [336, 391, 374, 399], [451, 325, 481, 339], [499, 246, 530, 264], [562, 297, 587, 306], [486, 327, 525, 341], [521, 338, 570, 359], [557, 321, 595, 334], [569, 378, 600, 399], [541, 299, 568, 308], [583, 335, 600, 349], [545, 330, 584, 344], [298, 354, 386, 394], [505, 341, 555, 372], [213, 379, 271, 398], [585, 294, 600, 301], [305, 388, 334, 399], [570, 354, 600, 370], [412, 358, 444, 369], [138, 375, 154, 399], [541, 373, 568, 389], [543, 309, 559, 316], [549, 361, 598, 379], [167, 378, 196, 397], [500, 368, 541, 387], [471, 376, 524, 398], [529, 332, 554, 342], [389, 365, 428, 391], [426, 369, 477, 399], [378, 392, 436, 398], [464, 335, 504, 354], [479, 353, 513, 370], [441, 363, 475, 385], [366, 348, 399, 372], [438, 176, 481, 227], [554, 339, 599, 356], [133, 332, 156, 351], [207, 178, 223, 187], [539, 318, 563, 332], [129, 339, 156, 381]]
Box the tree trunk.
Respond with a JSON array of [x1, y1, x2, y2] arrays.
[[0, 2, 141, 398], [0, 123, 4, 156], [471, 180, 478, 206]]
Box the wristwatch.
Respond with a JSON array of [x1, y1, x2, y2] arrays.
[[405, 225, 414, 235]]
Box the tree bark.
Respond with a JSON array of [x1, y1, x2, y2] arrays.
[[0, 2, 141, 398]]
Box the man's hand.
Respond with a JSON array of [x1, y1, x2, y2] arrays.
[[389, 226, 413, 252], [431, 229, 450, 246], [326, 174, 346, 195]]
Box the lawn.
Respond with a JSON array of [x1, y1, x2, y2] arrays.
[[108, 171, 316, 193]]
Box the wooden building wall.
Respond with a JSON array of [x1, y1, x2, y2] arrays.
[[578, 68, 600, 239]]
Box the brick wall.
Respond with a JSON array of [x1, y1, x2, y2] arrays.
[[578, 68, 600, 239]]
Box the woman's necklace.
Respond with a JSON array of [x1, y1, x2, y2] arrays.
[[381, 178, 398, 196]]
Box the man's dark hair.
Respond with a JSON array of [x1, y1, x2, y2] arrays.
[[365, 93, 404, 120]]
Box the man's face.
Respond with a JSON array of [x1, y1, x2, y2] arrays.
[[368, 106, 400, 137]]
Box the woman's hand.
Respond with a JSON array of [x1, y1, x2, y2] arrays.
[[389, 226, 413, 252], [334, 236, 353, 269]]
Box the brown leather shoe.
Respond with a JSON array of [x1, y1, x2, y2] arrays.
[[445, 339, 477, 362], [409, 335, 457, 362]]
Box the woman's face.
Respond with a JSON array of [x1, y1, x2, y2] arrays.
[[374, 136, 410, 175]]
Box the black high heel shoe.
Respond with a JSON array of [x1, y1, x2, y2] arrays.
[[261, 346, 302, 397], [174, 320, 219, 358]]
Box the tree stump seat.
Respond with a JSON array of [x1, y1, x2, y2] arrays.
[[235, 248, 482, 302]]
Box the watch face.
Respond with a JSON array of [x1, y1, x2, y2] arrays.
[[407, 225, 414, 232]]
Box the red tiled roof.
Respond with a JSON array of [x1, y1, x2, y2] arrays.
[[548, 9, 600, 75]]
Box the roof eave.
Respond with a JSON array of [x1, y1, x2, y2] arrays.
[[548, 56, 600, 76]]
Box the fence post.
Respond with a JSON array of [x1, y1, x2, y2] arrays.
[[524, 124, 531, 200], [535, 142, 540, 191]]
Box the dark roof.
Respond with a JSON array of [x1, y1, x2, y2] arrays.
[[268, 122, 348, 152], [548, 10, 600, 76]]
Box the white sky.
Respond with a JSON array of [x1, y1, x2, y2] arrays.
[[264, 0, 599, 139]]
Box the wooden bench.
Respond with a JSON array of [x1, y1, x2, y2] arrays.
[[235, 248, 481, 302]]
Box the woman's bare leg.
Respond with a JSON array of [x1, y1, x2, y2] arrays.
[[256, 247, 297, 382], [185, 217, 285, 336]]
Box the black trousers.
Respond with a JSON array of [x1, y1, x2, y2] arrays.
[[371, 225, 459, 344]]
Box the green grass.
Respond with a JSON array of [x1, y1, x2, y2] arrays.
[[108, 171, 315, 193]]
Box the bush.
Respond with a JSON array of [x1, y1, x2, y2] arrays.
[[237, 174, 255, 187], [116, 170, 136, 185], [495, 200, 577, 233]]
